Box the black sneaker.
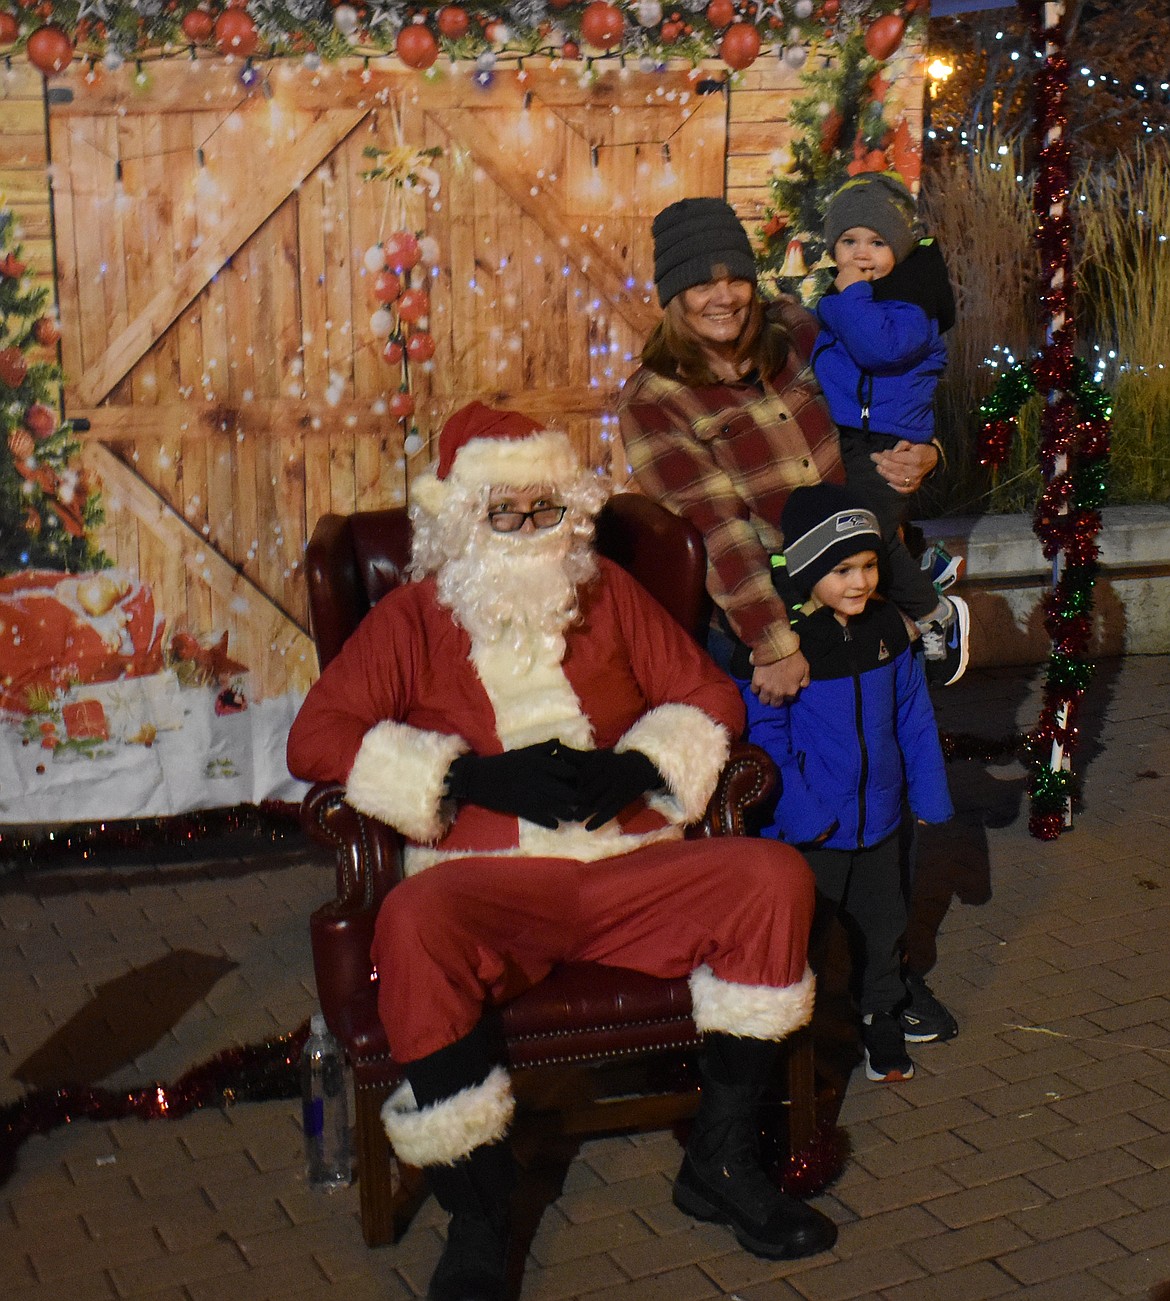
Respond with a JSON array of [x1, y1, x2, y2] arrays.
[[900, 972, 959, 1043], [861, 1011, 914, 1082], [919, 593, 970, 688]]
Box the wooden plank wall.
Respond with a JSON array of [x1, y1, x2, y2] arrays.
[[1, 50, 924, 704], [0, 62, 52, 292]]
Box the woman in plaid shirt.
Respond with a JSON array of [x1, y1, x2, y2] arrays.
[[618, 198, 939, 707]]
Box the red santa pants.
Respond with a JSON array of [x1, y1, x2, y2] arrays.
[[372, 835, 814, 1064]]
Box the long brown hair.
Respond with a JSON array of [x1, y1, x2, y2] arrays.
[[640, 290, 792, 386]]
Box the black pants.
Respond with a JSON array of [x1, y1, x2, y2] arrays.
[[804, 832, 907, 1017], [838, 428, 939, 621]]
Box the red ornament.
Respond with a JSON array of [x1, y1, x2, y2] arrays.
[[24, 402, 57, 439], [0, 251, 25, 278], [382, 338, 404, 365], [863, 14, 904, 61], [372, 270, 402, 304], [548, 0, 572, 9], [719, 22, 760, 70], [436, 5, 469, 39], [396, 24, 439, 70], [383, 230, 421, 274], [0, 13, 19, 44], [705, 0, 735, 29], [819, 0, 838, 18], [561, 39, 580, 59], [0, 346, 29, 387], [33, 316, 60, 346], [580, 1, 624, 50], [660, 19, 682, 41], [180, 9, 214, 43], [214, 9, 259, 57], [397, 287, 429, 324], [26, 24, 73, 75], [405, 331, 436, 362], [484, 18, 508, 43], [388, 390, 416, 420]]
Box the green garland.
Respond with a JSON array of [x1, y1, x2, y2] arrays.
[[0, 0, 910, 71], [976, 356, 1114, 838]]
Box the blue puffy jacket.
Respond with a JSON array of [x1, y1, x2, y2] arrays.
[[813, 239, 953, 445], [742, 599, 953, 849]]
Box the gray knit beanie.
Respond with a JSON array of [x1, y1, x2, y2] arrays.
[[823, 172, 917, 265], [652, 198, 758, 307]]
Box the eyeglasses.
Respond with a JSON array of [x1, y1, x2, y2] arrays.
[[487, 505, 567, 533]]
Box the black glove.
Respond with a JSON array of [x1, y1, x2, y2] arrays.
[[567, 748, 663, 831], [446, 740, 579, 829]]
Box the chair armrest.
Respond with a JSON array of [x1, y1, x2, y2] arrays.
[[300, 782, 405, 909], [696, 742, 776, 838], [301, 782, 405, 1039]]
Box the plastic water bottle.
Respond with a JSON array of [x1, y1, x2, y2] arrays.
[[301, 1013, 352, 1191]]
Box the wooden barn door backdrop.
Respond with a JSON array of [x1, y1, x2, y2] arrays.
[[0, 46, 923, 823], [5, 58, 733, 821]]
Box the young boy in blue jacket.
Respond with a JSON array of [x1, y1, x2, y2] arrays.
[[816, 171, 969, 687], [743, 483, 954, 1082]]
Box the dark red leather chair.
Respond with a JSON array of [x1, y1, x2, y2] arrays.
[[300, 492, 816, 1246]]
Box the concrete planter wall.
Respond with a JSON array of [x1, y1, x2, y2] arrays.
[[920, 505, 1170, 667]]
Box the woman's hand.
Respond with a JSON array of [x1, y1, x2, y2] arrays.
[[871, 439, 939, 496], [751, 651, 810, 706]]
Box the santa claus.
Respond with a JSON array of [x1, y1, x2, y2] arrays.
[[286, 402, 836, 1301]]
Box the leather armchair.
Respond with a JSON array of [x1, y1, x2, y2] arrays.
[[300, 493, 816, 1246]]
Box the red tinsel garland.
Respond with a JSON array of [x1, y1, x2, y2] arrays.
[[0, 801, 301, 868], [0, 1021, 310, 1184]]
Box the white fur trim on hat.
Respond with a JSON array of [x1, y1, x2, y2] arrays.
[[689, 964, 816, 1041], [616, 703, 730, 824], [380, 1065, 515, 1168], [448, 430, 580, 490], [345, 720, 468, 845]]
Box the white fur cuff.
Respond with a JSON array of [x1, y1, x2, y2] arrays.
[[617, 703, 730, 824], [689, 964, 816, 1041], [380, 1065, 515, 1168], [345, 721, 467, 844]]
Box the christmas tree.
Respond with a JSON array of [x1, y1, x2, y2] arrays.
[[0, 204, 106, 573], [756, 11, 923, 307]]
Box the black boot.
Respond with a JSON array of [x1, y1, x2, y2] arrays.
[[673, 1033, 837, 1259], [425, 1139, 516, 1301], [385, 1023, 518, 1301]]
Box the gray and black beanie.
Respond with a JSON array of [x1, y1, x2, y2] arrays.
[[652, 198, 758, 308], [781, 484, 882, 595], [823, 172, 918, 265]]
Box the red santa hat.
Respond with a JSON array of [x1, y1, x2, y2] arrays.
[[411, 400, 581, 516]]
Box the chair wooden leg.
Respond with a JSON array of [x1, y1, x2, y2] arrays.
[[354, 1084, 425, 1248], [784, 1025, 817, 1156]]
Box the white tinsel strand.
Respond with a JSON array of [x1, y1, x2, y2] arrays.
[[508, 0, 551, 28]]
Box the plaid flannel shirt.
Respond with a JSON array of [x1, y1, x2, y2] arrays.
[[617, 302, 844, 666]]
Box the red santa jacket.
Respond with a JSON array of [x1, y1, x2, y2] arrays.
[[287, 557, 744, 874]]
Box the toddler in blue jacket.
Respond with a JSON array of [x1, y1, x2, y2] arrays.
[[816, 171, 968, 687], [743, 483, 954, 1082]]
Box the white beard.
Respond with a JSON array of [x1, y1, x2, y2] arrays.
[[436, 524, 597, 667]]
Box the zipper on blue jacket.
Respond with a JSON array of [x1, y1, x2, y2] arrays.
[[843, 623, 869, 846], [857, 372, 873, 432]]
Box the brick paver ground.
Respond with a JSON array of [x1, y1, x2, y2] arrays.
[[3, 656, 1170, 1299]]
